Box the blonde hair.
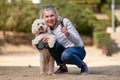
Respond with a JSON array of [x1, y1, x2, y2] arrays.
[[39, 6, 62, 21]]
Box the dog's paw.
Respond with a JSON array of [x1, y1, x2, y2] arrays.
[[47, 72, 52, 75], [47, 73, 54, 75], [48, 43, 54, 48], [47, 71, 54, 75], [40, 72, 46, 75]]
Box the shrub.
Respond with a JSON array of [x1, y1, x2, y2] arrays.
[[0, 0, 40, 32], [93, 19, 111, 32], [93, 31, 110, 48]]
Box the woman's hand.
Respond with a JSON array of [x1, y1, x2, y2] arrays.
[[61, 24, 70, 36], [41, 37, 48, 43]]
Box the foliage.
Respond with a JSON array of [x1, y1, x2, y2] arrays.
[[0, 0, 40, 32], [115, 0, 120, 4], [0, 1, 8, 30], [93, 31, 110, 48], [69, 0, 101, 4], [93, 19, 111, 32], [107, 0, 120, 4]]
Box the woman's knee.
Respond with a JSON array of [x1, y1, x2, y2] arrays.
[[61, 51, 72, 62]]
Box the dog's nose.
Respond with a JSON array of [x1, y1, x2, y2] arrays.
[[39, 26, 43, 29], [38, 26, 43, 30]]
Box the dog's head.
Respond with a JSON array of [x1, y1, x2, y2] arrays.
[[32, 19, 51, 35]]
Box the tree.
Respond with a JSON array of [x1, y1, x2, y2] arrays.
[[0, 0, 40, 44]]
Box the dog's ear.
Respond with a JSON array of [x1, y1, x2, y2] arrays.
[[47, 26, 51, 34], [32, 22, 36, 34], [32, 19, 38, 34]]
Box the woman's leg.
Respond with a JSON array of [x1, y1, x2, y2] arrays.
[[61, 47, 89, 74], [49, 41, 65, 65], [48, 41, 68, 74], [61, 47, 86, 67]]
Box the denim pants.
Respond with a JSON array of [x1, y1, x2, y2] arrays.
[[49, 41, 86, 68]]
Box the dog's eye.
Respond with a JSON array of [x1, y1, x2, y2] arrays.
[[41, 23, 44, 25], [37, 23, 39, 25]]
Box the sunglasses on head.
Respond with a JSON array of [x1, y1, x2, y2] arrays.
[[42, 6, 54, 9]]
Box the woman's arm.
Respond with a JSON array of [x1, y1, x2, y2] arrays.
[[61, 18, 83, 46]]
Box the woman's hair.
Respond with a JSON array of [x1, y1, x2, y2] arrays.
[[39, 6, 62, 21]]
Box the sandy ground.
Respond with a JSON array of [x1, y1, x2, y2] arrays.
[[0, 44, 120, 80]]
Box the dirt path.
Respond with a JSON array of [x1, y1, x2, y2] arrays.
[[0, 44, 120, 80]]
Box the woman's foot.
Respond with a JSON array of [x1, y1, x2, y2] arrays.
[[54, 65, 68, 74], [81, 62, 89, 74]]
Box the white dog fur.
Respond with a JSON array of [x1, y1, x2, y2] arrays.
[[32, 19, 55, 75]]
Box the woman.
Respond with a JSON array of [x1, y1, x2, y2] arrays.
[[39, 6, 89, 74]]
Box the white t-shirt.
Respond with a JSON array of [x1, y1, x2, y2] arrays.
[[52, 18, 84, 48]]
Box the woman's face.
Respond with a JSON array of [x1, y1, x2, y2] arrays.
[[43, 9, 56, 29]]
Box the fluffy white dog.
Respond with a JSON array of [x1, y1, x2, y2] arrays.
[[32, 19, 55, 75]]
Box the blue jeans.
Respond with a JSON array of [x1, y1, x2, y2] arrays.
[[49, 41, 86, 68]]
